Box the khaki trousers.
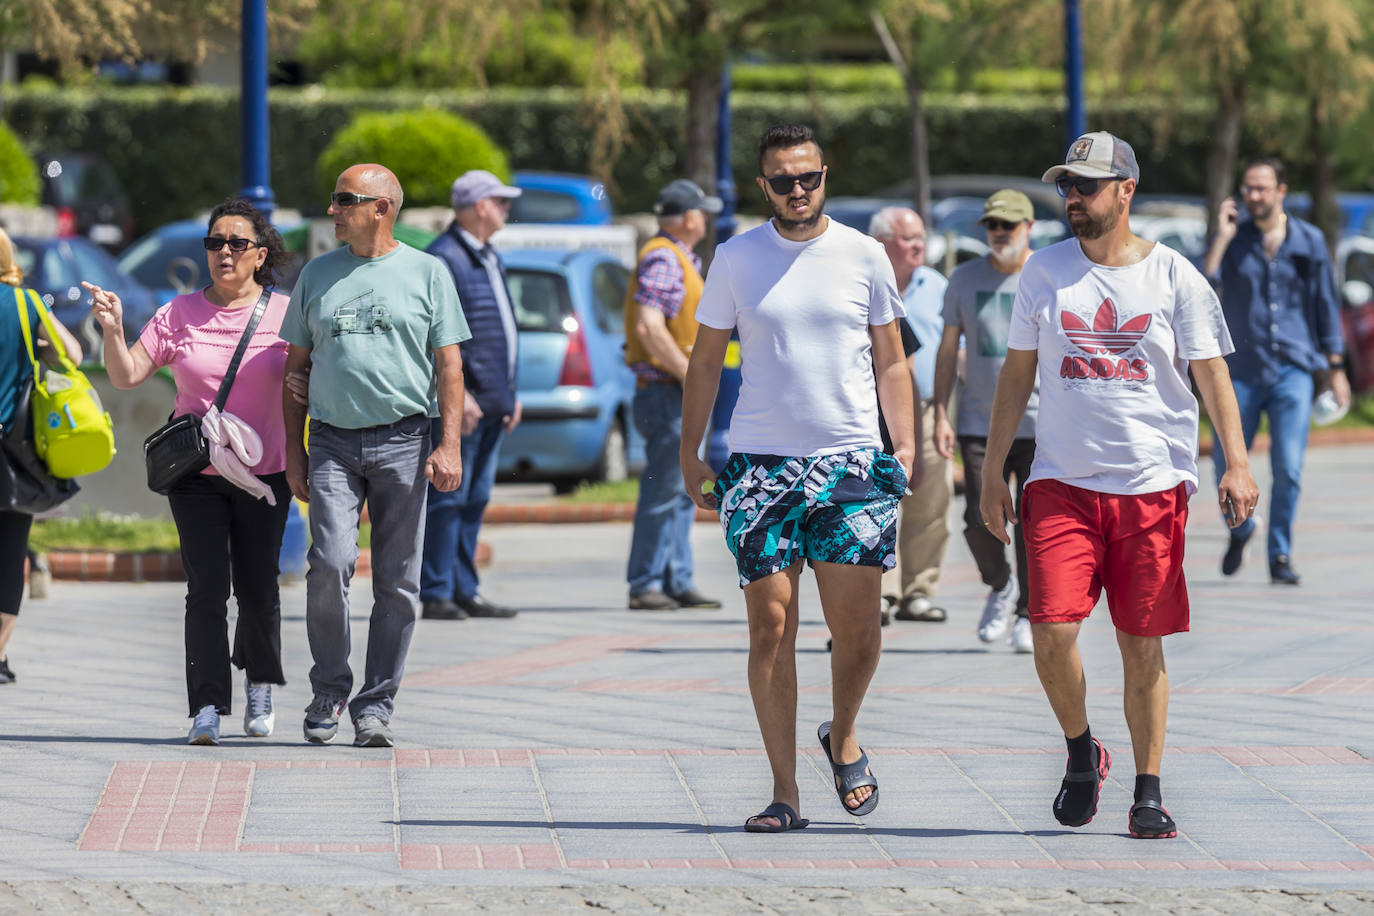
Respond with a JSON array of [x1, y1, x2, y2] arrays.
[[882, 401, 952, 601]]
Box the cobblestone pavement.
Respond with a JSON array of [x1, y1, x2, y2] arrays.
[[3, 882, 1374, 914], [2, 446, 1373, 913]]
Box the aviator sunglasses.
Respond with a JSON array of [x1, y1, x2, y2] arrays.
[[1054, 176, 1123, 198], [761, 170, 824, 195], [330, 191, 386, 207], [202, 236, 260, 253]]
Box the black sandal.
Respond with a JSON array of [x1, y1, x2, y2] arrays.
[[744, 801, 809, 833], [818, 721, 879, 816], [1128, 799, 1177, 838]]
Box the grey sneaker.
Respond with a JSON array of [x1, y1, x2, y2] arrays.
[[978, 577, 1019, 643], [353, 714, 394, 748], [303, 695, 347, 744], [188, 704, 220, 746], [244, 678, 275, 738]]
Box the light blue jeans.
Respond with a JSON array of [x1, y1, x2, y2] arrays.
[[305, 415, 429, 722], [1212, 364, 1314, 561], [626, 383, 697, 597]]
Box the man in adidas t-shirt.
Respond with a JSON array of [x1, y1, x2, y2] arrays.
[[979, 132, 1258, 839], [680, 123, 916, 833]]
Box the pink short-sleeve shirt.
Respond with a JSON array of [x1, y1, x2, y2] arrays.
[[140, 289, 290, 476]]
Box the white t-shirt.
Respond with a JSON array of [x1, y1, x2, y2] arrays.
[[696, 218, 905, 456], [1007, 239, 1233, 495]]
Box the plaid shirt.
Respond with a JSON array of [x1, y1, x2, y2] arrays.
[[630, 234, 700, 383]]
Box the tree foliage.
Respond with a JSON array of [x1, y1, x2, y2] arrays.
[[0, 0, 316, 74]]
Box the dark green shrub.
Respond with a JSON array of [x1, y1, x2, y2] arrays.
[[315, 109, 510, 207], [0, 122, 40, 205]]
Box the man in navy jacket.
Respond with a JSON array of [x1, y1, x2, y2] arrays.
[[420, 171, 523, 619]]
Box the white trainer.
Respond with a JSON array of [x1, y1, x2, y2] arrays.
[[244, 678, 275, 738], [188, 704, 220, 746], [1009, 616, 1034, 654], [978, 577, 1019, 643]]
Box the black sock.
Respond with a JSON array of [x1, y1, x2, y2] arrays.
[[1135, 774, 1162, 805], [1066, 728, 1096, 773]]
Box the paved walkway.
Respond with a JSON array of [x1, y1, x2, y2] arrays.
[[3, 446, 1373, 912]]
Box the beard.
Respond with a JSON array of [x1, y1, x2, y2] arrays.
[[1068, 203, 1119, 241], [1246, 200, 1275, 222], [769, 192, 825, 232], [989, 236, 1029, 263]]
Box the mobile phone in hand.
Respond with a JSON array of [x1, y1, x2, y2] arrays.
[[1223, 496, 1239, 526]]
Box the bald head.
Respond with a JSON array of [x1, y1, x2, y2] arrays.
[[340, 163, 404, 214], [869, 206, 927, 284]]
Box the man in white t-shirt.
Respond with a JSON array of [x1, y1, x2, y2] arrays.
[[979, 132, 1258, 839], [680, 124, 916, 834]]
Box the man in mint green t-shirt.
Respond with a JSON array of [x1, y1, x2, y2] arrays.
[[280, 163, 471, 749]]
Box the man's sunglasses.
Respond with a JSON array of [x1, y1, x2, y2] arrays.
[[203, 236, 260, 253], [761, 170, 824, 195], [982, 219, 1023, 232], [1054, 176, 1123, 198], [330, 191, 386, 207]]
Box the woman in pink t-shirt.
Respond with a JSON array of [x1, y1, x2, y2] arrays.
[[85, 198, 292, 747]]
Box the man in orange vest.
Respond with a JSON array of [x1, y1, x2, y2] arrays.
[[624, 179, 724, 611]]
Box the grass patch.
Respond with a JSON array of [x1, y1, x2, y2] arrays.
[[30, 512, 181, 553], [560, 478, 639, 503]]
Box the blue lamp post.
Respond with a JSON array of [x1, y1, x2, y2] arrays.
[[1064, 0, 1086, 145], [708, 61, 741, 471], [240, 0, 275, 218]]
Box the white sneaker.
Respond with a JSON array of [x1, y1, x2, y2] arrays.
[[978, 577, 1019, 643], [244, 678, 275, 737], [188, 705, 220, 745], [1009, 616, 1033, 654]]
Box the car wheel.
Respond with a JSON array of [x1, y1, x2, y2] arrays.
[[593, 417, 629, 483]]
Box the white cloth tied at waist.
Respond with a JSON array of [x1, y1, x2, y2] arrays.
[[201, 405, 275, 505]]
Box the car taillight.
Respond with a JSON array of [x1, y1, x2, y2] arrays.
[[558, 322, 594, 387], [55, 206, 77, 237]]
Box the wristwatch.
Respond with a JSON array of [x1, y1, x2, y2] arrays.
[[1328, 355, 1346, 370]]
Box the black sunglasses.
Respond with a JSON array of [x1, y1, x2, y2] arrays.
[[1054, 176, 1123, 198], [203, 236, 260, 253], [982, 219, 1022, 232], [761, 170, 824, 195], [330, 191, 386, 207]]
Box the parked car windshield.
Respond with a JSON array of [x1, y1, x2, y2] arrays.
[[510, 190, 582, 224], [119, 234, 207, 292], [507, 268, 573, 332]]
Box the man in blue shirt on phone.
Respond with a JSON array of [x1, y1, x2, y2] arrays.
[[1202, 156, 1350, 584]]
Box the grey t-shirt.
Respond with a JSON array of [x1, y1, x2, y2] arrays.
[[942, 255, 1038, 439]]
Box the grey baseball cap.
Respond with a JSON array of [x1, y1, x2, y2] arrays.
[[450, 170, 522, 210], [1041, 131, 1140, 183], [653, 179, 723, 216]]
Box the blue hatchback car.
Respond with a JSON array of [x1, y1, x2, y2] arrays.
[[497, 248, 643, 490]]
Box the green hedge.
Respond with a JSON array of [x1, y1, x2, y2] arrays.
[[0, 121, 40, 205], [0, 84, 1332, 235]]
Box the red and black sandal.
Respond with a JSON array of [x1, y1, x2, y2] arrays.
[[1053, 737, 1110, 827], [1128, 799, 1177, 839]]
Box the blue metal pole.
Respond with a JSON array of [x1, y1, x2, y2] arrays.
[[715, 62, 738, 243], [1064, 0, 1086, 145], [240, 0, 275, 217]]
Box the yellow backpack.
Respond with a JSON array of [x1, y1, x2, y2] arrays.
[[14, 287, 116, 479]]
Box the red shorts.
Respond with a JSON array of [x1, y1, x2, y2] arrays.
[[1022, 479, 1190, 637]]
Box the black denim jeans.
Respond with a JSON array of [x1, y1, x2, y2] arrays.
[[168, 471, 290, 716], [958, 436, 1036, 617]]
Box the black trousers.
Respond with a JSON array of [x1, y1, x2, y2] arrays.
[[958, 436, 1036, 617], [0, 509, 33, 617], [168, 471, 290, 716]]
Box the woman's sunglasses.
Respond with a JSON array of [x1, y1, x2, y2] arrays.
[[761, 170, 824, 195], [203, 237, 260, 253]]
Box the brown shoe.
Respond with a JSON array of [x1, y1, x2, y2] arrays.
[[628, 590, 678, 611], [666, 588, 722, 609]]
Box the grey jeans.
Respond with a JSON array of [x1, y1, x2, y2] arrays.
[[305, 415, 429, 722]]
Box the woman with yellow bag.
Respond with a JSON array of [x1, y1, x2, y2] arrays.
[[0, 227, 83, 685], [85, 198, 293, 745]]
